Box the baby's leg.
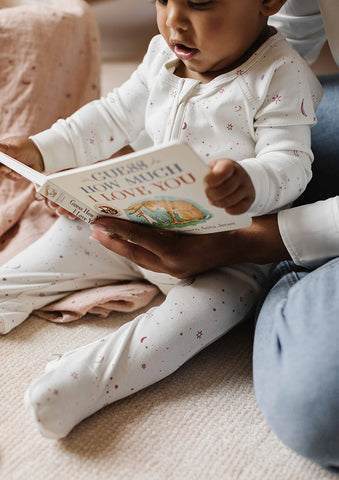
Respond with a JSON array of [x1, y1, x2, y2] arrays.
[[25, 265, 266, 438], [0, 217, 139, 334]]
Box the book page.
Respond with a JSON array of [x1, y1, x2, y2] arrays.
[[0, 151, 44, 185]]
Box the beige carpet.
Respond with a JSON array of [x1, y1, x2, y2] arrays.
[[1, 304, 337, 480]]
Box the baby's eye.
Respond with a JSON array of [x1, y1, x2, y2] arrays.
[[188, 1, 214, 9]]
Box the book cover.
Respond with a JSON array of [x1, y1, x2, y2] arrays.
[[0, 142, 252, 234]]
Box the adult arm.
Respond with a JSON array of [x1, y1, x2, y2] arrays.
[[90, 197, 339, 276], [90, 214, 290, 279], [318, 0, 339, 66], [268, 0, 339, 67], [268, 1, 339, 269], [268, 0, 326, 65]]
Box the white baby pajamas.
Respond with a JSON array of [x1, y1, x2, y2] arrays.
[[20, 217, 269, 438], [0, 32, 322, 438], [32, 32, 322, 215]]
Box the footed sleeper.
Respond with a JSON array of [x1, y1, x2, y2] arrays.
[[0, 217, 269, 438]]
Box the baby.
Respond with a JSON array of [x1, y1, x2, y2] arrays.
[[0, 0, 322, 438]]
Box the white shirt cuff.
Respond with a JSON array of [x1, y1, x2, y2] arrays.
[[278, 197, 339, 268]]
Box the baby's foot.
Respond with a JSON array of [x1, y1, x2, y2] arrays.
[[25, 313, 157, 438], [24, 335, 122, 438]]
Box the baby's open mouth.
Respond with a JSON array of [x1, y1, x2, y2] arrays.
[[177, 43, 193, 51], [173, 43, 199, 60]]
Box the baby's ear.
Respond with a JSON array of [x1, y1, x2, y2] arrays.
[[260, 0, 287, 17]]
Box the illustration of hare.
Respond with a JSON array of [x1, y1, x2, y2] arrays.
[[125, 199, 206, 225]]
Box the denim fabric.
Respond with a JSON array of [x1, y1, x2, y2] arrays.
[[253, 74, 339, 472], [253, 259, 339, 471]]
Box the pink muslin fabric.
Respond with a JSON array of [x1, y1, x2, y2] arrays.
[[0, 0, 159, 321], [0, 0, 101, 264], [33, 281, 160, 323]]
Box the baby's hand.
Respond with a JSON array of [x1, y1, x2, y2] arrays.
[[204, 158, 255, 215], [0, 136, 44, 172]]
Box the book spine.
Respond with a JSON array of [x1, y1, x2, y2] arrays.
[[38, 182, 100, 224]]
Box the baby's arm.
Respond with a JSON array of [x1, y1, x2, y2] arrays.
[[204, 158, 255, 215], [223, 44, 322, 217]]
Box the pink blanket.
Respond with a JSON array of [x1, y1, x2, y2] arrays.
[[0, 0, 159, 323]]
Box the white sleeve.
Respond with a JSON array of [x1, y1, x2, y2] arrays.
[[29, 40, 158, 173], [269, 0, 339, 67], [268, 0, 327, 64], [31, 66, 149, 173], [239, 55, 322, 216], [278, 197, 339, 267], [318, 0, 339, 67], [242, 148, 312, 216]]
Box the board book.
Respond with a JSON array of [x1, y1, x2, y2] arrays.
[[0, 142, 251, 234]]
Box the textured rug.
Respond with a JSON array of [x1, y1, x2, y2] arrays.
[[1, 305, 337, 480]]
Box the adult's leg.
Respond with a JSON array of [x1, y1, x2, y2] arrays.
[[0, 217, 140, 334], [253, 258, 339, 471], [25, 264, 266, 439], [253, 73, 339, 471]]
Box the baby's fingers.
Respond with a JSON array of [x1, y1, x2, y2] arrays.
[[0, 165, 21, 180], [45, 199, 76, 218], [220, 187, 254, 215], [205, 158, 236, 187]]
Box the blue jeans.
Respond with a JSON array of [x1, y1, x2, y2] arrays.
[[253, 74, 339, 472]]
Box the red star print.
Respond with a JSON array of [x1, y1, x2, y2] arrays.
[[196, 330, 203, 340], [272, 94, 282, 104]]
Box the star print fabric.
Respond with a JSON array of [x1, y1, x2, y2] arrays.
[[31, 32, 323, 216], [0, 0, 100, 264], [24, 261, 269, 438]]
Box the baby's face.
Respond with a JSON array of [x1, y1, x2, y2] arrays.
[[156, 0, 270, 81]]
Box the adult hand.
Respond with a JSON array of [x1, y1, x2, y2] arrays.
[[0, 136, 44, 172], [90, 215, 290, 278]]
